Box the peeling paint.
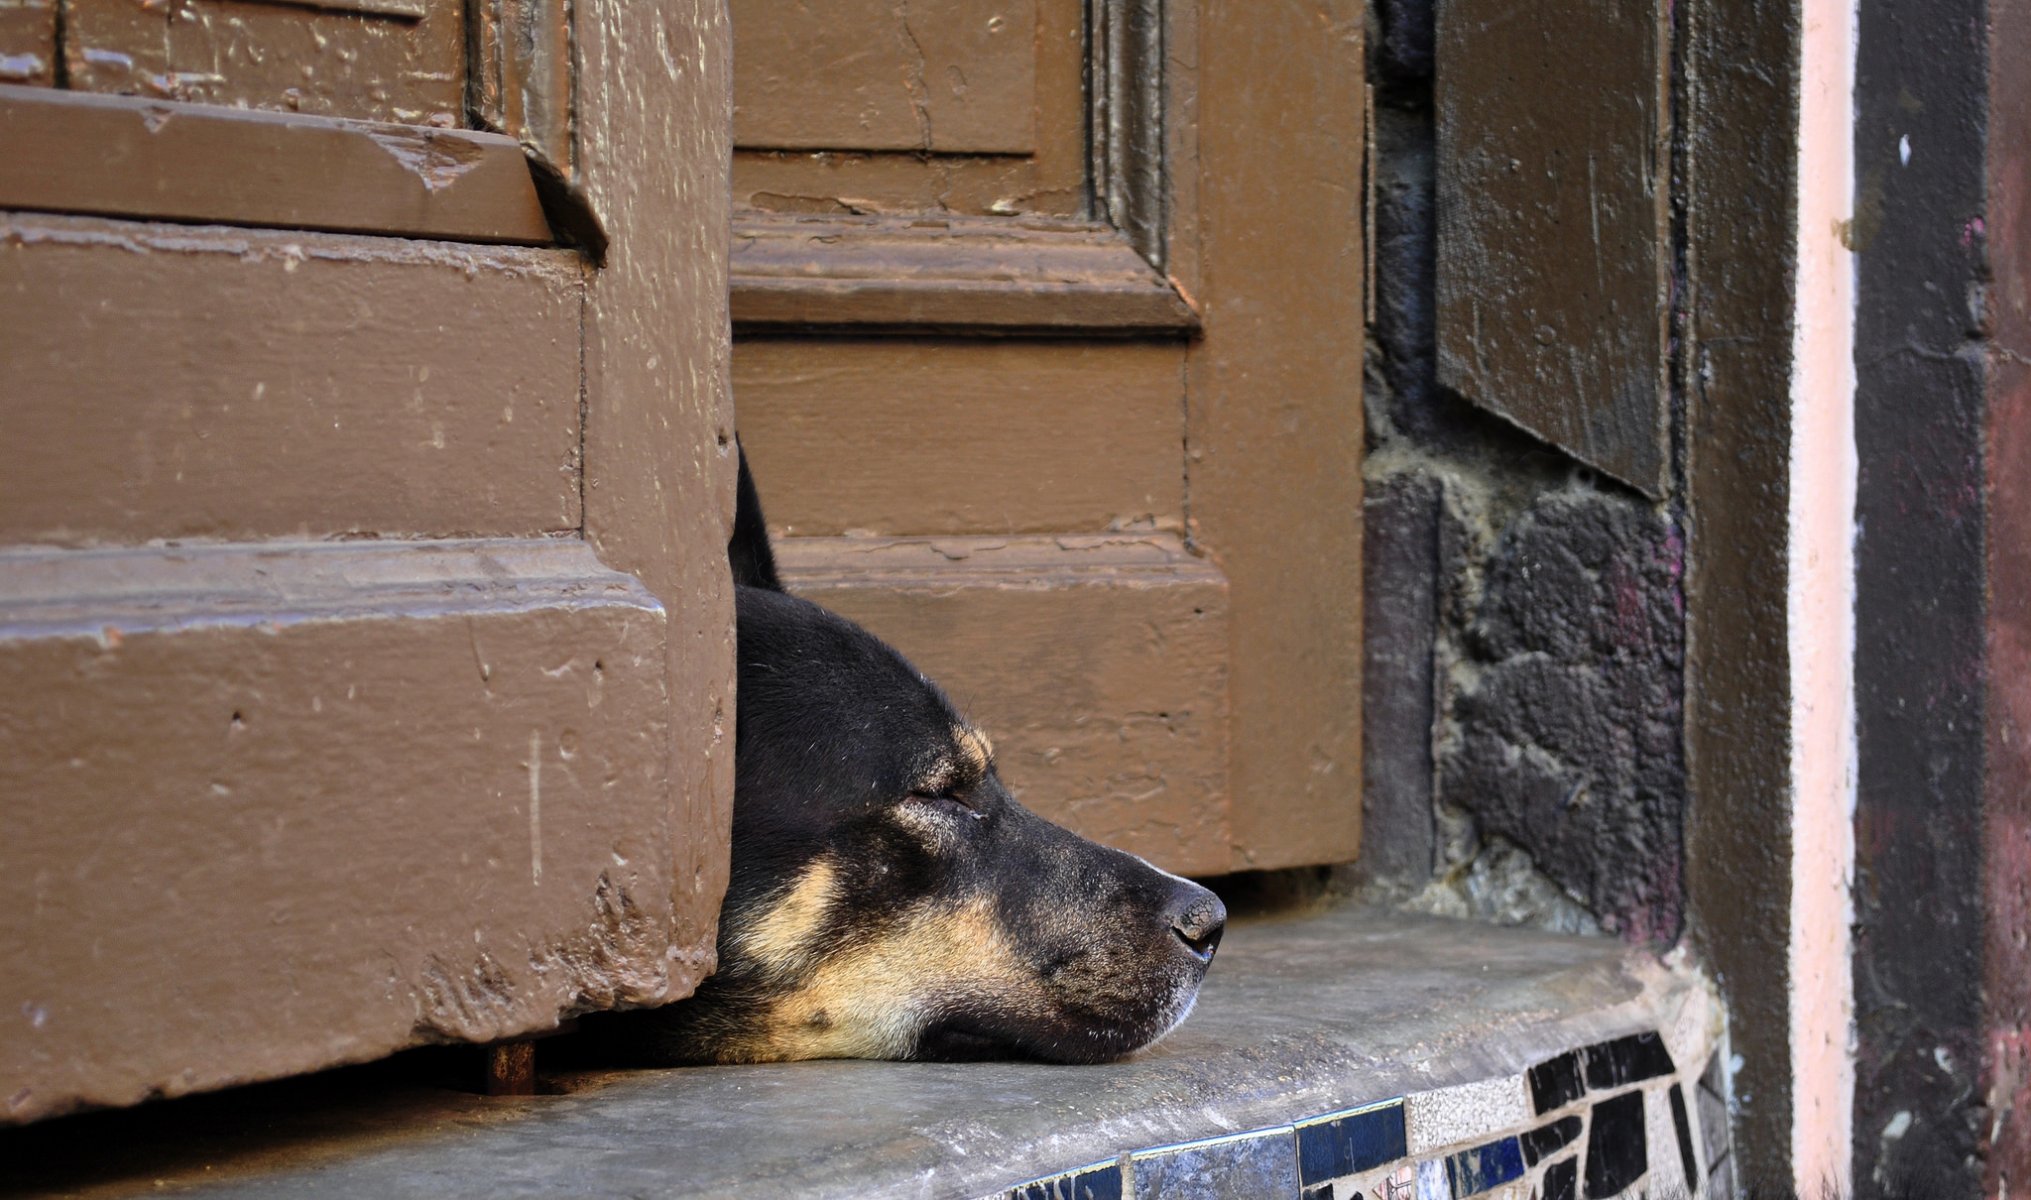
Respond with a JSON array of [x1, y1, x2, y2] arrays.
[[365, 127, 489, 192]]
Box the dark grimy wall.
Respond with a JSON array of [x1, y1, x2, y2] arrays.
[[1853, 0, 2031, 1193], [1358, 0, 1803, 1185], [1359, 0, 1689, 951], [1366, 0, 2031, 1192]]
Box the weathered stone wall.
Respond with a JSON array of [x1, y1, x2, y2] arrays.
[[1357, 0, 1688, 945]]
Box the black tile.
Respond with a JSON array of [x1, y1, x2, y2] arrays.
[[1541, 1156, 1578, 1200], [1295, 1101, 1408, 1184], [1669, 1083, 1701, 1190], [1580, 1032, 1676, 1091], [1583, 1092, 1647, 1198], [1519, 1115, 1582, 1165], [1529, 1051, 1586, 1113], [1013, 1162, 1123, 1200], [1302, 1184, 1333, 1200], [1696, 1056, 1731, 1170]]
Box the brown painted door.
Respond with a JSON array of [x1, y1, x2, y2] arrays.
[[0, 2, 733, 1123], [729, 0, 1367, 876]]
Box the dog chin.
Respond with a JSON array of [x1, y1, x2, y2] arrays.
[[914, 974, 1207, 1064]]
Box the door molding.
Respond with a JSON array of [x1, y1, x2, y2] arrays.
[[0, 86, 551, 244], [729, 214, 1195, 333], [729, 0, 1195, 335]]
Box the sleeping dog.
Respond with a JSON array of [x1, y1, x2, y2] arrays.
[[626, 452, 1226, 1065]]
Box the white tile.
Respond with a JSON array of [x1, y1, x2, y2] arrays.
[[1415, 1157, 1450, 1200], [1658, 968, 1723, 1084], [1646, 1085, 1689, 1195], [1404, 1075, 1532, 1154]]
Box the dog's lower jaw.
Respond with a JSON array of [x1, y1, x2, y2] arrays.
[[910, 971, 1210, 1065], [644, 989, 928, 1065], [659, 963, 1209, 1065]]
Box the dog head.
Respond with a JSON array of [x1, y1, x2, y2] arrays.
[[644, 451, 1225, 1065]]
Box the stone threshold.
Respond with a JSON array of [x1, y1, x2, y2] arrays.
[[0, 905, 1730, 1199]]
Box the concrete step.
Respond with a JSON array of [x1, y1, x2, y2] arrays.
[[1, 905, 1731, 1200]]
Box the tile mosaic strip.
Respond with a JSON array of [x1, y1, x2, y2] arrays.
[[1696, 1052, 1732, 1169], [1580, 1032, 1676, 1091], [1706, 1149, 1738, 1200], [1528, 1052, 1586, 1115], [1010, 1159, 1123, 1200], [1442, 1134, 1525, 1197], [1355, 1162, 1417, 1199], [1644, 1087, 1689, 1196], [1129, 1126, 1299, 1200], [993, 1023, 1732, 1200], [1668, 1083, 1700, 1191], [1582, 1091, 1647, 1197], [1540, 1156, 1578, 1200], [1695, 1049, 1735, 1199], [1518, 1115, 1582, 1165], [1405, 1076, 1530, 1154], [1294, 1100, 1408, 1185]]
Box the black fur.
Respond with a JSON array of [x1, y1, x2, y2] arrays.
[[728, 446, 781, 592]]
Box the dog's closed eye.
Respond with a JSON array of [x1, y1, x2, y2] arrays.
[[906, 790, 986, 821]]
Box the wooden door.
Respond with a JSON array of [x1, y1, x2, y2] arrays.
[[0, 2, 733, 1122], [729, 0, 1367, 876]]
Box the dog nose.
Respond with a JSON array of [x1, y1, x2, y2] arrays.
[[1167, 882, 1226, 962]]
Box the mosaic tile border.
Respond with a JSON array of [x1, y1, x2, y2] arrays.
[[996, 1026, 1733, 1200]]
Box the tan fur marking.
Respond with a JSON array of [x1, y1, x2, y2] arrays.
[[914, 757, 956, 796], [954, 725, 994, 774], [745, 897, 1033, 1061], [886, 798, 956, 843], [735, 857, 838, 980]]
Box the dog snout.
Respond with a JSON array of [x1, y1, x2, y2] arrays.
[[1166, 882, 1226, 962]]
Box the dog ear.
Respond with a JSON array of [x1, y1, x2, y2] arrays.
[[729, 441, 784, 591]]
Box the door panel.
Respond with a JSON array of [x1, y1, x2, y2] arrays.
[[573, 0, 736, 992], [61, 0, 464, 125], [0, 0, 733, 1124], [733, 0, 1366, 874], [0, 1, 55, 86], [1187, 0, 1367, 869], [1435, 0, 1670, 496], [732, 0, 1084, 217], [781, 534, 1231, 873], [734, 338, 1184, 536], [0, 540, 673, 1116], [3, 216, 581, 545], [735, 0, 1038, 154]]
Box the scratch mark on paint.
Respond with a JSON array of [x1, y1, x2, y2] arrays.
[[893, 0, 934, 153], [466, 618, 490, 688], [1588, 153, 1606, 292], [528, 731, 543, 886]]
